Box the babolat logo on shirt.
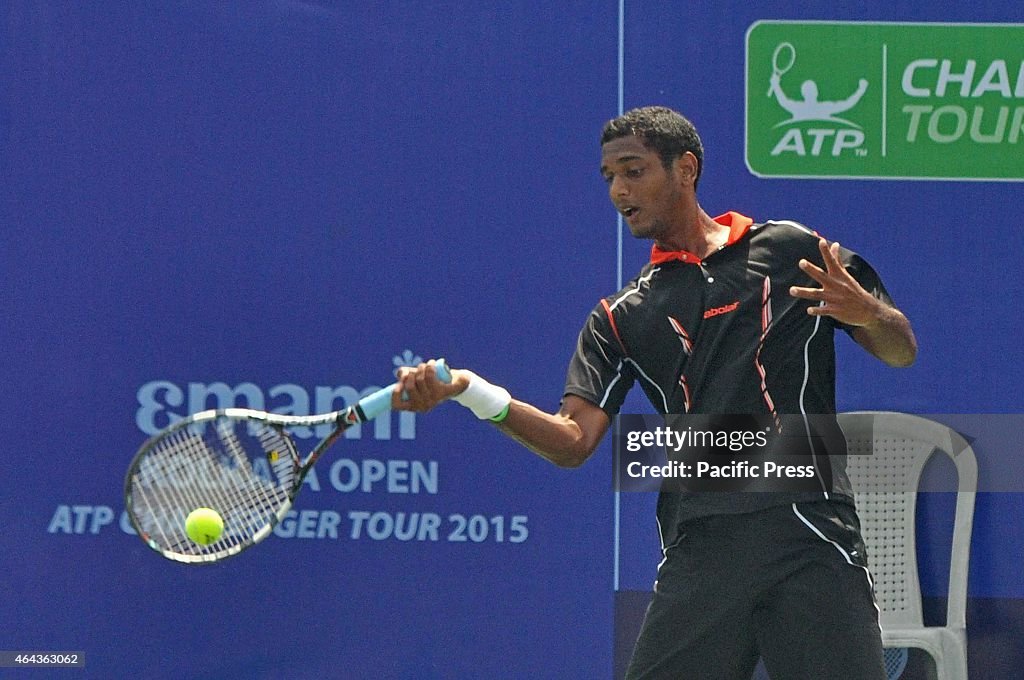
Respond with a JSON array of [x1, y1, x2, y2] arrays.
[[745, 21, 1024, 180], [703, 301, 740, 319]]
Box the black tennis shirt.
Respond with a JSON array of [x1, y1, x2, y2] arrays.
[[563, 212, 895, 542]]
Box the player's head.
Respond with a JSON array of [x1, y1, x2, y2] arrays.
[[600, 106, 704, 190], [800, 80, 819, 102]]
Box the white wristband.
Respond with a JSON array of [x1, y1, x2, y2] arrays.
[[451, 371, 512, 420]]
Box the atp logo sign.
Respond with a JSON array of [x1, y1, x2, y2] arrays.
[[765, 42, 870, 158], [746, 21, 1024, 181]]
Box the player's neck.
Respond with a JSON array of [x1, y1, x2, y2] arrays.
[[657, 207, 727, 259]]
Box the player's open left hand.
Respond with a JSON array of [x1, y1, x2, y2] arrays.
[[789, 238, 884, 328]]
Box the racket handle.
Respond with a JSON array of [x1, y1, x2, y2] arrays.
[[434, 358, 452, 383], [357, 359, 452, 421]]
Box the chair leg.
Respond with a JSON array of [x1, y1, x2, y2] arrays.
[[936, 631, 968, 680]]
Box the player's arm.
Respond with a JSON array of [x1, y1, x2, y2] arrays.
[[789, 239, 918, 367], [768, 73, 788, 104], [833, 79, 869, 111], [491, 395, 610, 468], [393, 362, 610, 468], [847, 307, 916, 368]]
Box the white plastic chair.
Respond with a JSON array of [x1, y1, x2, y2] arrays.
[[838, 412, 977, 680]]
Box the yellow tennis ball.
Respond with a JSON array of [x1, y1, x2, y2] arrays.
[[185, 507, 224, 545]]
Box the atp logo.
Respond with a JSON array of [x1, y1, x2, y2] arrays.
[[765, 42, 870, 158], [747, 21, 1024, 181]]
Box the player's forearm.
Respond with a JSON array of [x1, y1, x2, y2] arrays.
[[493, 400, 604, 468], [852, 305, 918, 367], [393, 365, 608, 467]]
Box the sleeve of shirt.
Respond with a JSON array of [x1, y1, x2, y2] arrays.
[[562, 302, 635, 417], [837, 248, 896, 335]]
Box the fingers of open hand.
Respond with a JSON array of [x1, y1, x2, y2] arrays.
[[820, 239, 846, 274], [790, 240, 868, 322], [789, 283, 825, 301]]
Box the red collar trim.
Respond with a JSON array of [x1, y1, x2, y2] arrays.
[[649, 212, 754, 265]]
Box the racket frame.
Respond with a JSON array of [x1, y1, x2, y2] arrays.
[[124, 361, 450, 564]]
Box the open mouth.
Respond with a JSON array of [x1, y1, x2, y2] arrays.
[[621, 207, 639, 218]]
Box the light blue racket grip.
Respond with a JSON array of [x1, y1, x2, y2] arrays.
[[434, 359, 452, 383], [357, 359, 451, 421]]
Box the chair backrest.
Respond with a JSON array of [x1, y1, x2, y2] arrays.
[[837, 412, 977, 631]]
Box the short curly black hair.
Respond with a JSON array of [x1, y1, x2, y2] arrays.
[[600, 106, 704, 189]]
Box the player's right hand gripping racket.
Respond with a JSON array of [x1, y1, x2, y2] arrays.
[[124, 360, 451, 564]]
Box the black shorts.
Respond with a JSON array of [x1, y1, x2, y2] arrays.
[[625, 500, 885, 680]]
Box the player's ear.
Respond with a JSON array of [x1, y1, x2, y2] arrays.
[[673, 152, 699, 190]]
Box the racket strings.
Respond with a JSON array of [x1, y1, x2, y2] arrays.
[[137, 429, 287, 553], [215, 421, 285, 529], [128, 417, 299, 560]]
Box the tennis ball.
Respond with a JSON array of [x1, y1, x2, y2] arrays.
[[185, 507, 224, 545]]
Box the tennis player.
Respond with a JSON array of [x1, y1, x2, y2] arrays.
[[394, 106, 916, 679]]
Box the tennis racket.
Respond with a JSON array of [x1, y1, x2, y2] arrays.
[[766, 41, 796, 96], [124, 360, 451, 564]]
